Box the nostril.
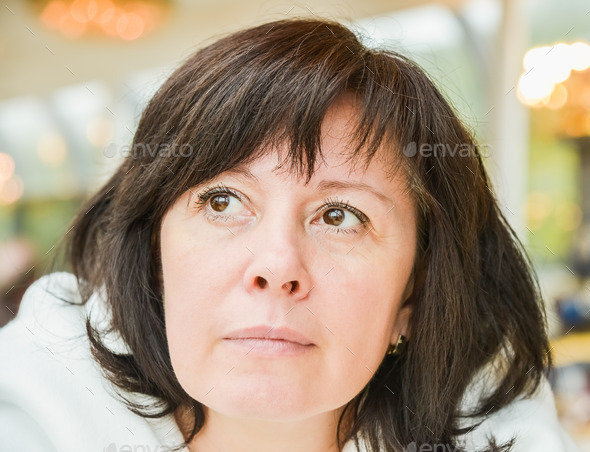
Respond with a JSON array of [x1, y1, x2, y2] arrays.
[[255, 276, 267, 289], [282, 281, 298, 293]]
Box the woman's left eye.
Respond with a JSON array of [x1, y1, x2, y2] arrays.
[[318, 200, 368, 232], [322, 208, 359, 227]]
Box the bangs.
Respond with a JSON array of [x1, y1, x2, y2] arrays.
[[131, 19, 432, 215]]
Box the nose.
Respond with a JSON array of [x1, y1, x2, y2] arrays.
[[243, 219, 313, 301]]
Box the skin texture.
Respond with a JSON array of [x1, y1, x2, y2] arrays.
[[161, 100, 417, 452]]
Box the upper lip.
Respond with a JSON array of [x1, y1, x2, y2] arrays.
[[224, 326, 314, 346]]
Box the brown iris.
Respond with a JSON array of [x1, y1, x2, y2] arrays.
[[323, 208, 345, 226], [210, 195, 230, 212]]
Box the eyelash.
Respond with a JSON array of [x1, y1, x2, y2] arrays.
[[195, 183, 241, 206], [193, 184, 369, 232]]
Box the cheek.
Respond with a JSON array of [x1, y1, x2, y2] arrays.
[[161, 212, 247, 313], [314, 261, 410, 402], [160, 219, 247, 389]]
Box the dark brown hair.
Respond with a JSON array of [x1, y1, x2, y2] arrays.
[[66, 18, 550, 451]]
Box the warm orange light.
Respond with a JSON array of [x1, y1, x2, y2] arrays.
[[116, 12, 144, 40], [517, 72, 554, 106], [518, 41, 590, 109], [544, 83, 568, 110], [70, 0, 99, 23], [41, 0, 68, 29], [59, 10, 87, 38], [96, 1, 115, 26], [562, 110, 590, 137], [131, 2, 161, 32], [100, 6, 124, 36], [35, 0, 166, 40]]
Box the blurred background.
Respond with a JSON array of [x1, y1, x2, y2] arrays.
[[0, 0, 589, 448]]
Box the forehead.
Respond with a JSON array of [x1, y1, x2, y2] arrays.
[[240, 145, 402, 192], [247, 98, 407, 191]]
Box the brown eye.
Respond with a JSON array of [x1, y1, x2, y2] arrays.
[[323, 208, 345, 226], [210, 195, 230, 212]]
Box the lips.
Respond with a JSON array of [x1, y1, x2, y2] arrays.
[[224, 325, 314, 346]]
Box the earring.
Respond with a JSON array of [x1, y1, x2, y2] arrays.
[[387, 334, 407, 356]]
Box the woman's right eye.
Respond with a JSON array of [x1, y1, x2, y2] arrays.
[[209, 194, 242, 213], [195, 186, 248, 220]]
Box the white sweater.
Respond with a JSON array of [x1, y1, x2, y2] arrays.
[[0, 273, 580, 452]]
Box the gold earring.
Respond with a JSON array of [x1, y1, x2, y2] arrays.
[[387, 334, 407, 356]]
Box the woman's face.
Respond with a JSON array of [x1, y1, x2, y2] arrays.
[[160, 100, 417, 422]]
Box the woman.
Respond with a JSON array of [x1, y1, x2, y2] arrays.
[[0, 18, 578, 452]]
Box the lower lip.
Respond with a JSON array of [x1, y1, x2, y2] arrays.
[[223, 338, 314, 356]]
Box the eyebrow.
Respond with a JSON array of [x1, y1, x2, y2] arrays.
[[226, 166, 259, 182], [217, 168, 394, 206], [316, 180, 393, 205]]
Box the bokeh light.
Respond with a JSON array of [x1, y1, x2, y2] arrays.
[[544, 83, 568, 110], [0, 175, 24, 206], [37, 0, 167, 40], [571, 42, 590, 71], [117, 12, 144, 40], [37, 133, 67, 167], [518, 41, 590, 108], [70, 0, 99, 23], [86, 116, 114, 147], [0, 153, 15, 183]]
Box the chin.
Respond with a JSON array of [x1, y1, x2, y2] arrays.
[[201, 377, 329, 421]]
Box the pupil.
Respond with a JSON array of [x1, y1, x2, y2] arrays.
[[324, 208, 344, 226], [210, 195, 230, 212]]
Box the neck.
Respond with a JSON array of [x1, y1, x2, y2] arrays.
[[176, 406, 345, 452]]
